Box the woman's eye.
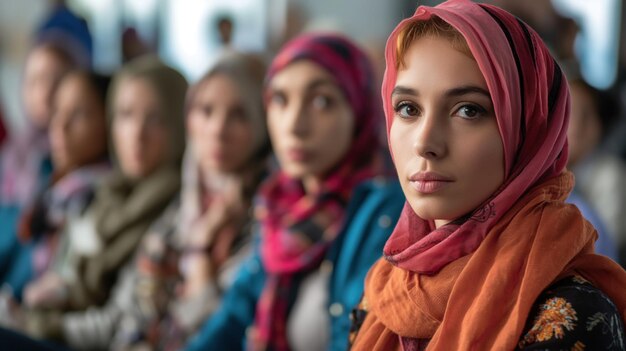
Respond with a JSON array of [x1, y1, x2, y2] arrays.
[[268, 92, 286, 107], [228, 107, 247, 123], [196, 104, 212, 118], [146, 113, 164, 127], [115, 108, 132, 120], [455, 104, 486, 120], [311, 95, 332, 110], [394, 102, 419, 118], [117, 113, 133, 122], [71, 110, 86, 123]]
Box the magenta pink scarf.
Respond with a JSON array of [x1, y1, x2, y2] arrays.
[[253, 33, 381, 351], [0, 126, 50, 207], [382, 0, 570, 275]]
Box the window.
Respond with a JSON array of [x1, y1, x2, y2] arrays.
[[552, 0, 622, 89]]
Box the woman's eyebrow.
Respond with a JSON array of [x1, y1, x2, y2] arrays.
[[391, 86, 417, 97], [444, 85, 491, 99], [391, 85, 491, 99], [268, 79, 336, 94], [306, 79, 337, 91]]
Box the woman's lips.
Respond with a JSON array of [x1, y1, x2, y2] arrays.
[[209, 149, 227, 162], [410, 180, 451, 194], [286, 148, 311, 162], [408, 171, 453, 194]]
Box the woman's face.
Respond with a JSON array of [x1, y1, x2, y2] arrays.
[[187, 74, 255, 174], [266, 60, 354, 180], [49, 73, 107, 173], [22, 46, 72, 128], [390, 35, 504, 227], [113, 77, 169, 179]]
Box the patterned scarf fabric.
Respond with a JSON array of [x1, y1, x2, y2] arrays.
[[0, 127, 51, 207], [252, 34, 381, 351], [20, 162, 110, 239], [19, 162, 110, 275]]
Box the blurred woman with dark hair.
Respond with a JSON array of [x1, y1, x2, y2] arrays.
[[42, 53, 272, 351], [11, 57, 187, 342], [0, 70, 111, 301]]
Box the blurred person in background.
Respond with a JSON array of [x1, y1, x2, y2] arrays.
[[567, 191, 619, 261], [488, 0, 623, 264], [0, 70, 111, 302], [0, 7, 92, 299], [36, 0, 92, 71], [29, 53, 272, 351], [0, 0, 93, 208], [484, 0, 580, 75], [186, 33, 405, 351], [216, 14, 234, 50], [567, 77, 626, 266], [109, 52, 270, 351], [121, 27, 152, 64], [11, 56, 186, 342]]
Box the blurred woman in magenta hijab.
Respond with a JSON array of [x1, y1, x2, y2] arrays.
[[186, 33, 405, 351]]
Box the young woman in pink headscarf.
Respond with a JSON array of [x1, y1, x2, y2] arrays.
[[350, 1, 626, 350]]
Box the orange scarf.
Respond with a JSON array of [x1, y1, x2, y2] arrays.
[[352, 172, 626, 350]]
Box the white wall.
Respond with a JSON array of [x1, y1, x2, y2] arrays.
[[0, 0, 48, 133], [294, 0, 409, 44]]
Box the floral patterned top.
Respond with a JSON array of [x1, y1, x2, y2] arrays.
[[349, 276, 625, 350], [518, 275, 625, 350]]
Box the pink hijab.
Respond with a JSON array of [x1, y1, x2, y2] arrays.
[[382, 0, 570, 274], [254, 33, 381, 351]]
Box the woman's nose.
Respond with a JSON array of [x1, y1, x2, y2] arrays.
[[412, 112, 446, 159], [284, 101, 309, 137]]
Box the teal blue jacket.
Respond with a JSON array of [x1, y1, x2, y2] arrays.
[[0, 156, 53, 300], [185, 178, 404, 351]]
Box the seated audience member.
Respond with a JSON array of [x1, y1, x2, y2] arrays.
[[43, 53, 271, 351], [0, 71, 111, 301], [186, 33, 405, 351], [0, 42, 80, 289], [567, 78, 626, 266], [0, 7, 93, 278], [14, 56, 188, 341], [568, 190, 618, 260]]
